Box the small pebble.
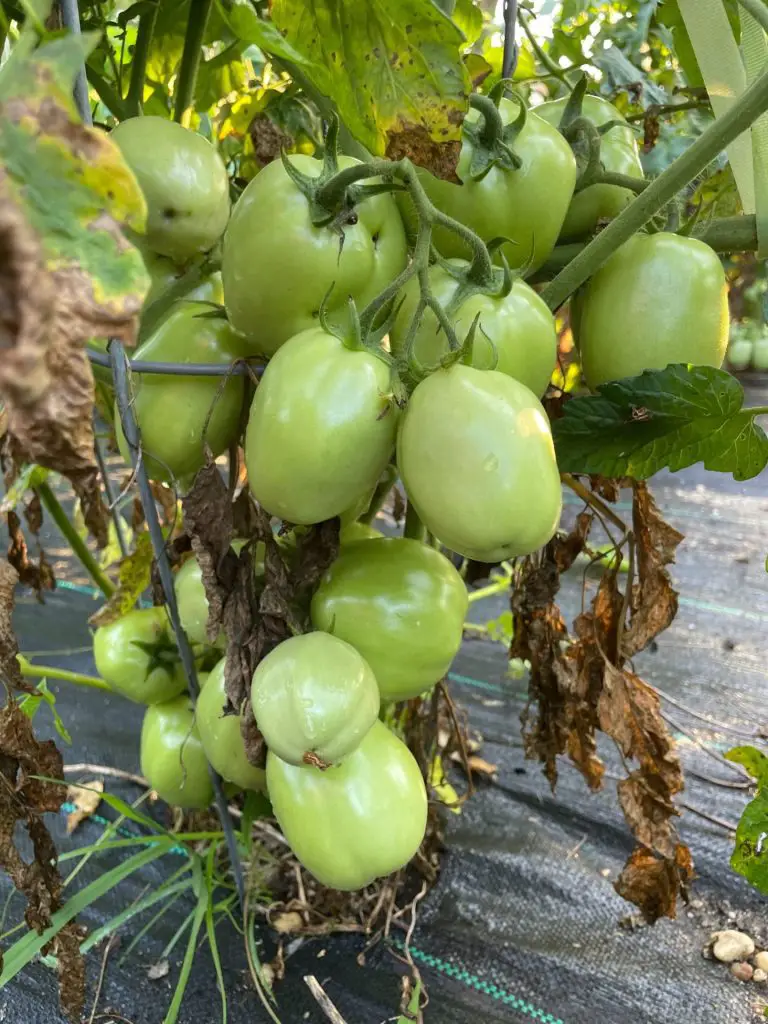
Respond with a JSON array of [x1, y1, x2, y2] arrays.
[[712, 930, 755, 963], [755, 951, 768, 973], [731, 962, 753, 982], [753, 969, 768, 983], [689, 899, 704, 910]]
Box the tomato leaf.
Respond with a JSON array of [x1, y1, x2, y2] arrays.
[[725, 746, 768, 895], [553, 364, 768, 482], [216, 0, 315, 65], [270, 0, 471, 165], [89, 532, 154, 629]]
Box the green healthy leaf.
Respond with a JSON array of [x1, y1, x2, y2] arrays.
[[271, 0, 471, 158], [725, 745, 768, 894], [217, 0, 314, 65], [19, 680, 71, 744], [553, 364, 768, 482], [453, 0, 483, 45]]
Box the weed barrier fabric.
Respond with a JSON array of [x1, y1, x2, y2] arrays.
[[4, 452, 768, 1023]]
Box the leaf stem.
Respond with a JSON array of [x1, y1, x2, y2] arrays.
[[403, 501, 426, 542], [625, 99, 708, 123], [541, 66, 768, 310], [35, 482, 115, 598], [173, 0, 212, 124], [18, 658, 111, 692], [517, 7, 570, 86], [125, 0, 158, 118]]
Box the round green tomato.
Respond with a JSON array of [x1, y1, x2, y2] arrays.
[[266, 720, 427, 890], [572, 233, 728, 388], [140, 696, 213, 809], [753, 337, 768, 372], [535, 95, 644, 242], [251, 632, 379, 766], [93, 606, 187, 704], [311, 538, 466, 701], [397, 366, 561, 562], [222, 154, 407, 356], [196, 658, 266, 791], [340, 521, 382, 544], [390, 260, 557, 397], [175, 541, 262, 648], [115, 302, 248, 485], [728, 336, 754, 371], [111, 117, 230, 263], [401, 98, 576, 273], [244, 328, 398, 524]]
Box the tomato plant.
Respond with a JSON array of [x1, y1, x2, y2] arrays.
[[93, 607, 187, 704]]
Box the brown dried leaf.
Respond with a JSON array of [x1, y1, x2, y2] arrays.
[[6, 509, 56, 598], [240, 699, 266, 769], [65, 778, 104, 834], [0, 560, 33, 692], [385, 129, 461, 182], [622, 482, 683, 658], [552, 510, 593, 573], [614, 843, 693, 923], [466, 755, 497, 778], [54, 921, 86, 1022], [249, 113, 291, 169]]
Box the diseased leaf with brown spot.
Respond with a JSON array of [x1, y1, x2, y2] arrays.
[[552, 510, 593, 573], [614, 843, 693, 923], [249, 113, 292, 169], [90, 532, 153, 627], [6, 510, 55, 598], [0, 37, 149, 549], [271, 0, 470, 166], [622, 481, 683, 659], [65, 778, 104, 833], [385, 129, 461, 182]]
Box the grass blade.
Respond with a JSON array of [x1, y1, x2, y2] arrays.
[[163, 854, 208, 1024], [204, 843, 227, 1024]]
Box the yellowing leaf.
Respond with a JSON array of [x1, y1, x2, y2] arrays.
[[89, 532, 154, 628], [428, 754, 461, 814]]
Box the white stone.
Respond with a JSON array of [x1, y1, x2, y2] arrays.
[[711, 930, 755, 963], [754, 951, 768, 973], [753, 968, 768, 983]]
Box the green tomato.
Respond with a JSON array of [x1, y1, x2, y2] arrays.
[[196, 658, 266, 791], [140, 244, 224, 310], [251, 632, 379, 766], [111, 117, 230, 263], [753, 337, 768, 372], [397, 366, 561, 562], [728, 336, 754, 371], [535, 95, 644, 242], [401, 98, 576, 273], [340, 521, 382, 544], [93, 606, 187, 704], [115, 302, 248, 484], [390, 259, 557, 397], [572, 233, 728, 388], [266, 720, 427, 890], [140, 696, 213, 809], [311, 538, 467, 701], [175, 541, 262, 648], [244, 328, 398, 524], [222, 154, 407, 356]]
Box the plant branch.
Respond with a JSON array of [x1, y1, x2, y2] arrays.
[[18, 658, 112, 692], [625, 99, 708, 123], [85, 65, 128, 121], [35, 482, 115, 598], [404, 501, 426, 542], [125, 1, 158, 118], [586, 171, 648, 194], [173, 0, 212, 124], [517, 7, 568, 85], [541, 67, 768, 310]]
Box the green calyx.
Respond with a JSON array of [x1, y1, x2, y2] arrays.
[[131, 636, 182, 677], [279, 114, 402, 230], [463, 88, 526, 182]]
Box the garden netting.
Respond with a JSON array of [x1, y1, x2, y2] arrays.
[[4, 384, 768, 1024]]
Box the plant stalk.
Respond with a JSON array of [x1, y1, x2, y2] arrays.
[[403, 501, 426, 542], [541, 67, 768, 311], [173, 0, 212, 125], [125, 1, 159, 118], [19, 659, 112, 693], [35, 482, 115, 598]]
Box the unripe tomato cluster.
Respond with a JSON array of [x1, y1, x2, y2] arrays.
[[96, 95, 730, 891]]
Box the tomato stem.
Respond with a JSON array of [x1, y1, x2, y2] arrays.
[[173, 0, 212, 125], [125, 1, 158, 118], [541, 65, 768, 311], [18, 657, 112, 693], [403, 501, 426, 542], [35, 481, 115, 599]]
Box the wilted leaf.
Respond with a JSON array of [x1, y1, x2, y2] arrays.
[[6, 509, 55, 597], [0, 463, 50, 513], [0, 37, 149, 548], [614, 843, 693, 923], [428, 754, 461, 814], [622, 482, 683, 658], [0, 561, 32, 692], [553, 365, 768, 482], [271, 0, 470, 168], [552, 509, 593, 573], [89, 531, 154, 628], [725, 746, 768, 895], [65, 779, 104, 833]]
